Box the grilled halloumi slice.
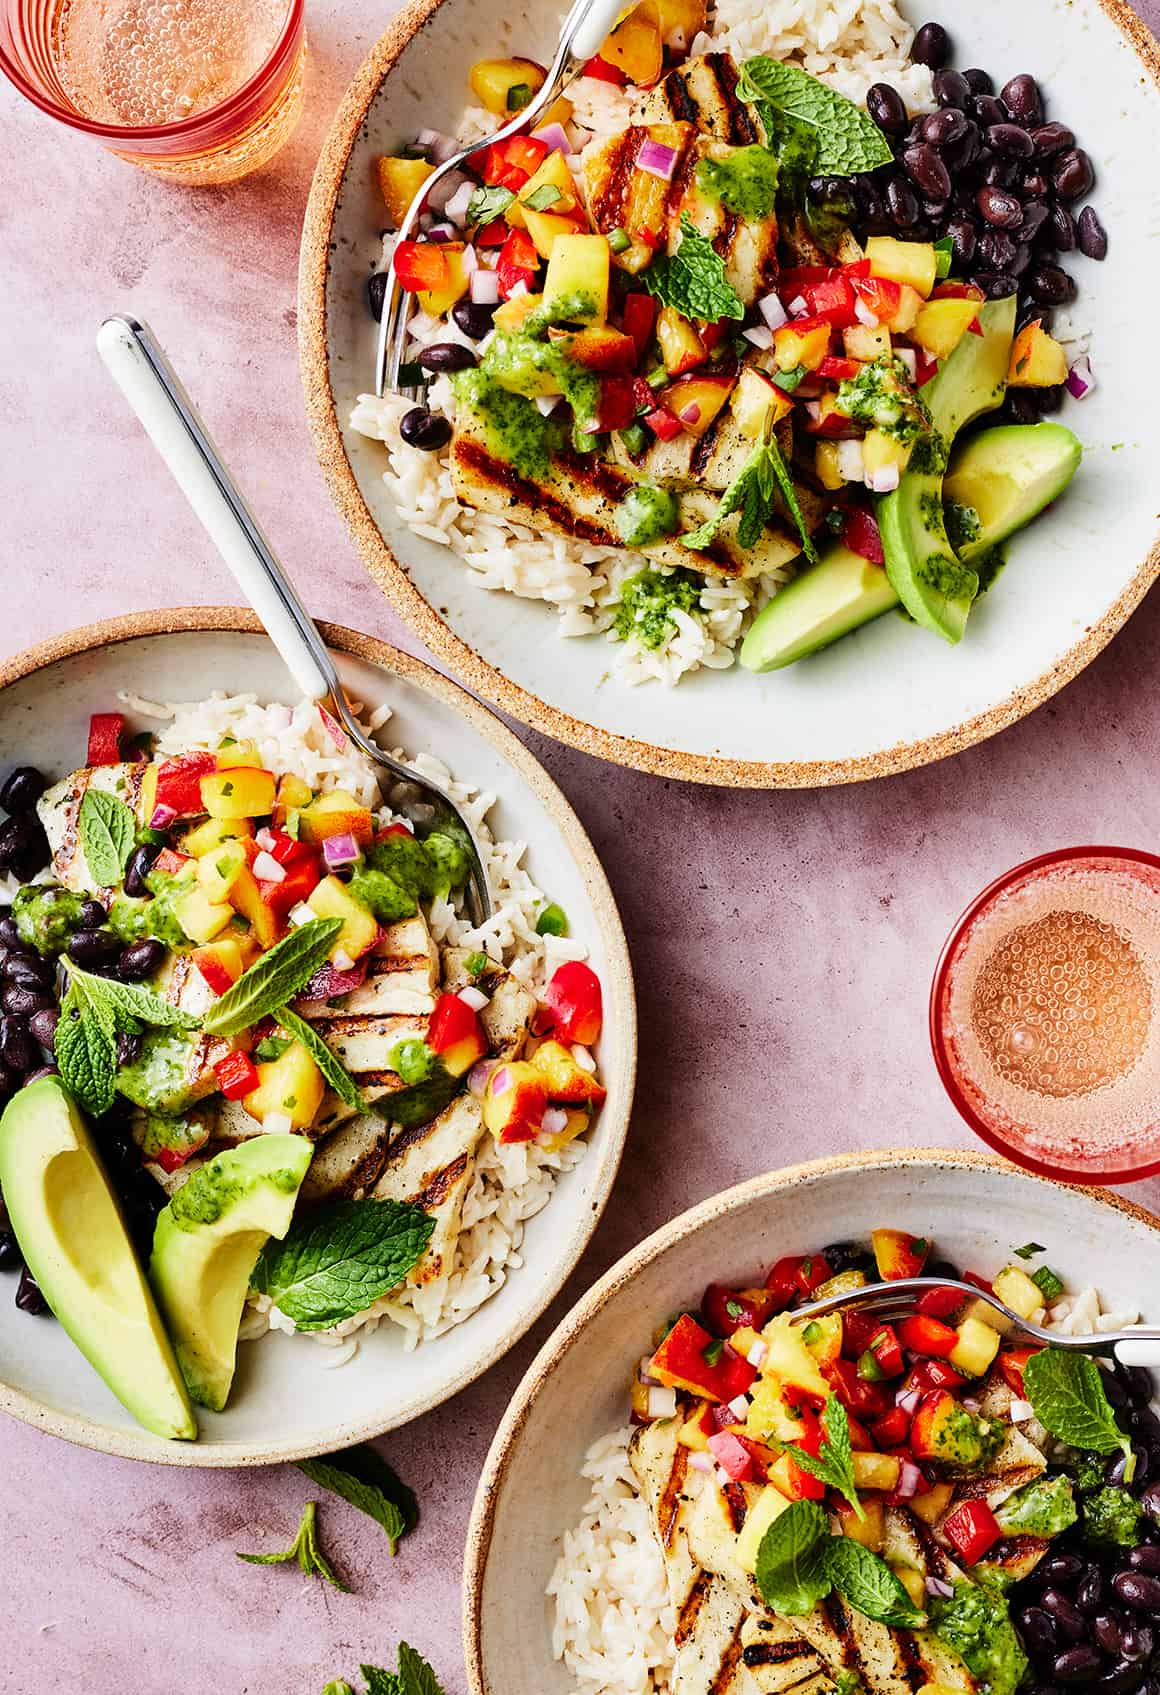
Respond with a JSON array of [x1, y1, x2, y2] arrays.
[[633, 52, 761, 144], [298, 1115, 391, 1206], [371, 1092, 484, 1283], [299, 913, 439, 1021], [741, 1617, 836, 1695], [38, 762, 151, 891], [443, 950, 536, 1061]]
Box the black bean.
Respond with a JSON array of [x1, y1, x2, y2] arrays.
[[1002, 73, 1045, 125], [982, 154, 1020, 189], [867, 81, 908, 135], [451, 298, 499, 340], [116, 1032, 143, 1069], [0, 918, 18, 950], [944, 124, 982, 171], [118, 940, 164, 982], [946, 215, 978, 266], [0, 767, 46, 815], [4, 954, 50, 991], [1094, 1615, 1126, 1658], [416, 341, 477, 374], [979, 228, 1018, 270], [924, 107, 969, 147], [1048, 203, 1078, 252], [399, 406, 453, 452], [15, 1266, 47, 1314], [902, 143, 951, 199], [1127, 1544, 1160, 1574], [77, 898, 107, 931], [123, 841, 159, 899], [1004, 388, 1041, 424], [1043, 1590, 1088, 1643], [1112, 1571, 1160, 1613], [28, 1007, 59, 1048], [0, 1229, 21, 1270], [1121, 1619, 1155, 1660], [1095, 1665, 1147, 1695], [977, 186, 1024, 228], [1054, 148, 1095, 201], [1115, 1364, 1155, 1406], [366, 271, 389, 322], [1009, 242, 1032, 278], [1022, 169, 1050, 199], [1142, 1481, 1160, 1525], [0, 1017, 35, 1075], [911, 20, 952, 67], [964, 67, 994, 94], [1077, 206, 1108, 260], [66, 929, 121, 971], [886, 174, 921, 227], [5, 824, 49, 883], [1055, 1649, 1104, 1684], [0, 816, 35, 871], [1028, 262, 1076, 305], [1019, 201, 1050, 243], [1037, 383, 1065, 413], [1033, 122, 1077, 158], [1077, 1568, 1107, 1615], [1, 984, 50, 1019], [1106, 1445, 1150, 1490], [933, 67, 970, 109], [1127, 1404, 1160, 1443], [988, 122, 1035, 159], [1020, 1608, 1061, 1658], [973, 93, 1007, 128], [820, 1241, 874, 1275]]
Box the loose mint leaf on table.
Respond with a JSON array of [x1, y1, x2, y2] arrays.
[[277, 1006, 366, 1113], [237, 1501, 348, 1591], [78, 788, 137, 888], [824, 1536, 924, 1627], [202, 919, 343, 1036], [252, 1198, 435, 1331], [298, 1443, 418, 1553], [780, 1394, 863, 1517], [396, 1643, 445, 1695], [1024, 1348, 1135, 1478], [642, 216, 745, 322], [755, 1500, 831, 1614], [736, 58, 894, 176]]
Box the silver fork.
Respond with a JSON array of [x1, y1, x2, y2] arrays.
[[96, 314, 492, 926], [786, 1277, 1160, 1370], [375, 0, 625, 398]]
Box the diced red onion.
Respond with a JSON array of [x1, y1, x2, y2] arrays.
[[322, 832, 361, 869], [712, 1402, 736, 1430], [804, 400, 822, 423], [746, 1338, 768, 1369], [637, 139, 677, 180], [854, 298, 880, 329], [895, 1459, 922, 1499], [471, 269, 500, 305], [788, 294, 808, 317], [262, 1111, 294, 1135], [894, 346, 917, 380], [541, 1105, 569, 1137], [252, 850, 285, 883], [458, 984, 489, 1011], [443, 179, 474, 225], [534, 395, 559, 417], [427, 222, 457, 242], [570, 1044, 596, 1073], [926, 1575, 955, 1599], [149, 802, 178, 830], [895, 1387, 922, 1414], [866, 463, 901, 493], [1066, 354, 1095, 399], [727, 1394, 751, 1421], [333, 950, 356, 973], [490, 1065, 512, 1096], [689, 1450, 714, 1473], [648, 1385, 678, 1418], [460, 243, 479, 277], [742, 324, 774, 350], [531, 121, 571, 157], [1010, 1397, 1035, 1422], [468, 1058, 498, 1098], [962, 1396, 981, 1413], [429, 132, 459, 165], [758, 292, 788, 331], [679, 403, 702, 425], [715, 1466, 731, 1488], [299, 959, 368, 1002], [426, 169, 467, 214], [639, 1354, 658, 1384]]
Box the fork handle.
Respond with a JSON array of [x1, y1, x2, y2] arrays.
[[96, 315, 339, 706], [1114, 1338, 1160, 1368]]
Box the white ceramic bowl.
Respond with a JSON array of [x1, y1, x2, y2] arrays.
[[0, 610, 636, 1465], [300, 0, 1160, 787], [463, 1148, 1160, 1694]]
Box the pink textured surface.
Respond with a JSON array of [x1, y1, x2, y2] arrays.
[[3, 5, 1160, 1690]]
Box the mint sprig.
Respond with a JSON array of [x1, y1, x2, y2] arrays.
[[237, 1501, 348, 1590], [1024, 1349, 1135, 1481], [736, 59, 894, 177], [755, 1504, 924, 1626], [297, 1444, 418, 1555], [351, 1645, 446, 1695], [277, 1006, 366, 1113], [684, 423, 816, 562], [202, 919, 343, 1036], [641, 216, 745, 322], [779, 1394, 863, 1518], [78, 788, 137, 888], [252, 1198, 435, 1331], [54, 963, 196, 1115]]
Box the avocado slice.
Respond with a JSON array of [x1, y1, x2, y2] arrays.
[[945, 421, 1082, 562], [0, 1077, 197, 1440], [879, 294, 1017, 642], [739, 543, 900, 672], [149, 1135, 312, 1411]]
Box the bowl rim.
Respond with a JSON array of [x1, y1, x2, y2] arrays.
[[460, 1144, 1160, 1694], [297, 0, 1160, 790], [0, 606, 637, 1467]]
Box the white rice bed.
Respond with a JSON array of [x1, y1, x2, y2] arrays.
[[349, 0, 937, 686], [548, 1282, 1144, 1695], [123, 689, 592, 1354]]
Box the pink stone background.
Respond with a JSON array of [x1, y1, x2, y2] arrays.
[[4, 5, 1160, 1689]]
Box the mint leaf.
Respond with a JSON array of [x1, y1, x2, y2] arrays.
[[755, 1500, 831, 1614], [1024, 1349, 1133, 1476], [736, 59, 893, 176], [68, 963, 197, 1031], [397, 1643, 446, 1695], [277, 1006, 366, 1113], [202, 919, 343, 1036], [824, 1536, 924, 1627], [360, 1674, 403, 1695], [78, 788, 136, 888], [237, 1501, 348, 1591], [683, 439, 771, 551], [467, 184, 515, 226], [297, 1444, 418, 1553], [54, 978, 117, 1115], [765, 429, 819, 566], [641, 216, 745, 322], [781, 1394, 863, 1518], [252, 1198, 435, 1331], [323, 1683, 358, 1695]]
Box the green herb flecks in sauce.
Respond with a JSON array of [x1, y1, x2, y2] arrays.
[[930, 1580, 1028, 1695], [696, 146, 780, 219], [613, 568, 701, 649], [615, 485, 682, 549]]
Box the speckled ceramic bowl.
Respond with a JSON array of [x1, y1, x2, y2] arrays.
[[299, 0, 1160, 787], [463, 1148, 1160, 1694], [0, 610, 636, 1465]]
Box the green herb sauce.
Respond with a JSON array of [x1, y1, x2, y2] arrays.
[[615, 485, 682, 549], [918, 552, 978, 603], [613, 568, 702, 649], [695, 146, 780, 219], [930, 1580, 1028, 1695], [1082, 1486, 1142, 1549], [12, 885, 86, 956], [995, 1475, 1078, 1538]]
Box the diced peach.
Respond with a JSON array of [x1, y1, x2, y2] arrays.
[[863, 428, 912, 479], [530, 1038, 607, 1104], [192, 938, 247, 994], [518, 150, 580, 220], [600, 1, 663, 85], [656, 306, 706, 375], [200, 767, 277, 821], [493, 291, 543, 333], [468, 56, 546, 116], [243, 1041, 326, 1130], [650, 1313, 728, 1400], [298, 789, 374, 848], [844, 323, 892, 362], [174, 886, 234, 945], [522, 206, 588, 262], [378, 156, 435, 229], [416, 242, 472, 317], [1008, 320, 1069, 388], [773, 321, 832, 373], [228, 866, 281, 950], [273, 773, 313, 827], [662, 372, 735, 438], [815, 439, 845, 490], [306, 875, 380, 963], [482, 1059, 549, 1143], [872, 1228, 930, 1282], [565, 326, 638, 372], [911, 298, 978, 360], [804, 392, 863, 439], [732, 366, 794, 438], [182, 815, 254, 857], [195, 838, 249, 902]]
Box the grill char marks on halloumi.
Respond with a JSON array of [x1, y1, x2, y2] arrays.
[[443, 948, 535, 1061], [303, 913, 440, 1020], [371, 1092, 484, 1283], [633, 52, 760, 144], [38, 763, 150, 892]]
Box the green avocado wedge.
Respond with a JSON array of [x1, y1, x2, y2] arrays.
[[149, 1134, 312, 1411], [878, 294, 1017, 642], [740, 417, 1082, 671], [0, 1076, 197, 1440]]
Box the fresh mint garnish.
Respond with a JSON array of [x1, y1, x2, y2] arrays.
[[641, 216, 745, 322], [351, 1645, 446, 1695], [277, 1007, 366, 1113], [755, 1500, 832, 1614], [78, 788, 137, 888], [1024, 1348, 1135, 1481], [736, 59, 894, 177], [824, 1535, 924, 1626], [237, 1501, 348, 1590], [202, 919, 343, 1036], [54, 963, 195, 1115], [252, 1198, 435, 1331], [467, 184, 515, 226], [297, 1444, 418, 1554], [779, 1394, 863, 1518], [684, 424, 816, 562]]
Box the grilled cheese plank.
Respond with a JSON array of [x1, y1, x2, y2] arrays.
[[633, 53, 761, 144], [298, 1115, 391, 1206], [299, 913, 439, 1020], [372, 1092, 484, 1283], [38, 762, 151, 892]]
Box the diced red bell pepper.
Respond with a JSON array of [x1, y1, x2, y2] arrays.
[[597, 374, 637, 433], [260, 828, 315, 868], [259, 857, 322, 918], [909, 1358, 967, 1393], [824, 1357, 893, 1418], [708, 1430, 762, 1482], [152, 846, 192, 878], [997, 1347, 1040, 1393], [803, 276, 858, 328], [479, 144, 511, 185], [428, 990, 488, 1078], [504, 135, 549, 177], [622, 293, 656, 361], [898, 1314, 959, 1359], [193, 947, 238, 996], [544, 961, 603, 1046], [915, 351, 941, 385], [214, 1051, 260, 1101], [916, 1285, 963, 1319], [474, 218, 508, 248], [842, 1309, 884, 1359], [943, 1499, 1002, 1565], [701, 1283, 780, 1338], [817, 355, 863, 381], [393, 240, 450, 292], [378, 822, 414, 840], [638, 226, 660, 251], [870, 1406, 913, 1447], [87, 712, 125, 767], [842, 507, 885, 566], [765, 1254, 833, 1306], [963, 1271, 994, 1295], [496, 228, 540, 299], [154, 752, 217, 821], [644, 405, 682, 440], [582, 53, 628, 83], [866, 1322, 905, 1378]]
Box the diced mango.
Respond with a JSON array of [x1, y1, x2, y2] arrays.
[[200, 767, 277, 821], [815, 439, 845, 490], [911, 298, 978, 360], [1008, 320, 1069, 388], [863, 428, 912, 478], [243, 1041, 326, 1130], [298, 789, 374, 848], [416, 242, 472, 317], [378, 155, 435, 229], [759, 1313, 830, 1400], [656, 306, 705, 375], [736, 1484, 793, 1574], [468, 56, 547, 117], [841, 1498, 885, 1552], [600, 0, 663, 84], [910, 1482, 955, 1526], [196, 838, 249, 902], [949, 1315, 1003, 1378], [306, 875, 380, 963], [662, 373, 735, 438], [993, 1266, 1045, 1321], [866, 236, 938, 299], [174, 886, 235, 945], [852, 1451, 902, 1493], [895, 1565, 928, 1610], [844, 323, 892, 362], [543, 234, 610, 325], [523, 207, 588, 262], [182, 816, 254, 857], [228, 866, 281, 950], [482, 1059, 549, 1143], [733, 366, 794, 438], [772, 320, 831, 373]]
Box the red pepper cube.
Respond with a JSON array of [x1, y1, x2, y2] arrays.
[[428, 991, 488, 1078], [867, 1322, 905, 1378], [87, 712, 125, 767], [259, 858, 322, 919], [644, 405, 683, 441], [824, 1357, 893, 1418], [393, 241, 450, 292], [803, 275, 858, 327], [997, 1348, 1040, 1393], [214, 1051, 260, 1101], [544, 961, 603, 1046], [870, 1405, 913, 1447], [622, 293, 656, 361], [154, 752, 218, 820], [916, 1285, 963, 1319], [943, 1499, 1002, 1565], [897, 1314, 960, 1359], [582, 53, 628, 83]]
